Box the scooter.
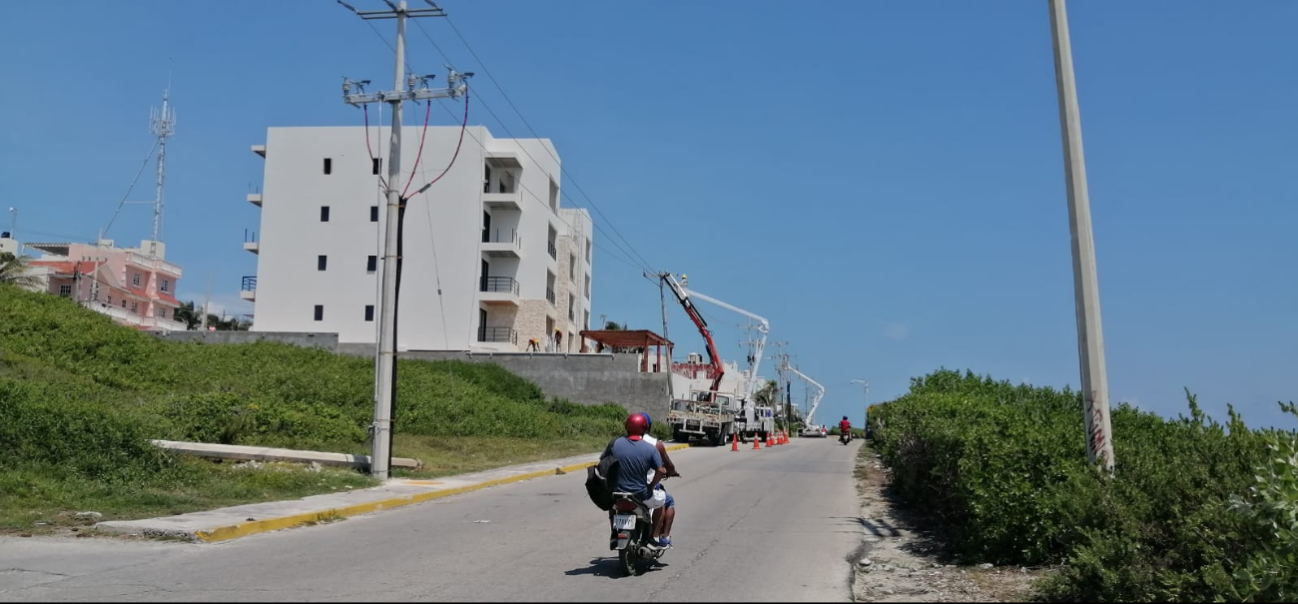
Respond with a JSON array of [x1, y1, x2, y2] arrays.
[[608, 474, 678, 576], [840, 430, 852, 445]]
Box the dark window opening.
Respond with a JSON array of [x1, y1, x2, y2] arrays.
[[372, 158, 382, 175], [317, 255, 327, 271], [365, 305, 375, 322], [370, 205, 379, 222], [367, 255, 377, 273], [323, 158, 333, 175], [320, 206, 330, 222], [314, 305, 324, 321]]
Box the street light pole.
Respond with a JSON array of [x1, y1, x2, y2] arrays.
[[1048, 0, 1114, 472]]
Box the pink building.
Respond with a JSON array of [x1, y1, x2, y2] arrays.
[[26, 240, 186, 331]]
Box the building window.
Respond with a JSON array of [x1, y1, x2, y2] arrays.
[[370, 206, 379, 222], [549, 178, 560, 213], [365, 305, 375, 322], [367, 255, 377, 273], [372, 158, 381, 175], [323, 158, 333, 175], [121, 300, 127, 308], [317, 255, 328, 271], [586, 239, 592, 262], [314, 305, 324, 321], [320, 206, 330, 222], [159, 278, 170, 293], [58, 284, 71, 297], [130, 301, 139, 314], [159, 307, 167, 319], [132, 273, 141, 287], [483, 164, 492, 193]]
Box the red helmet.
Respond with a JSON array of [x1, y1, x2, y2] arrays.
[[625, 413, 648, 441]]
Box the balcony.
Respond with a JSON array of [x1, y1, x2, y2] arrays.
[[243, 241, 259, 254], [251, 144, 266, 158], [247, 193, 262, 207], [547, 240, 557, 260], [479, 276, 519, 305], [545, 287, 556, 306], [240, 275, 257, 302], [478, 326, 518, 344], [481, 229, 521, 259], [126, 252, 183, 276], [483, 191, 521, 212]]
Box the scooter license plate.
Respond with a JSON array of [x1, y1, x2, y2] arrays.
[[613, 514, 637, 530]]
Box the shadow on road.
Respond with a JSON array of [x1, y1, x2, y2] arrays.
[[565, 557, 671, 579]]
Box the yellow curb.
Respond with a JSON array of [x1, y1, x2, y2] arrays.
[[194, 442, 693, 543]]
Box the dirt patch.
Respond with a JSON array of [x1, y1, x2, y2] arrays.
[[850, 445, 1049, 602]]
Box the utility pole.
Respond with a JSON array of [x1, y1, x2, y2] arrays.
[[339, 0, 470, 479], [200, 272, 213, 331], [647, 271, 675, 400], [1048, 0, 1114, 472]]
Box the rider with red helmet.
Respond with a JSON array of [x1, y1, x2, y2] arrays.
[[600, 413, 668, 548]]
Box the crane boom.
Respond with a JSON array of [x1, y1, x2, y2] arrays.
[[663, 274, 724, 394], [782, 361, 826, 428], [683, 288, 770, 402]]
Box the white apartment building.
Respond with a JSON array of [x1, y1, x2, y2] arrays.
[[243, 125, 594, 352]]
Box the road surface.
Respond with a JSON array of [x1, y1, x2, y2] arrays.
[[0, 438, 865, 602]]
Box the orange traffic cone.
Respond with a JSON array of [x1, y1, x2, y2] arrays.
[[766, 433, 775, 447], [780, 431, 786, 444], [752, 435, 761, 450], [731, 433, 739, 451]]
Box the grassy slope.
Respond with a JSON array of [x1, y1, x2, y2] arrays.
[[0, 285, 647, 531]]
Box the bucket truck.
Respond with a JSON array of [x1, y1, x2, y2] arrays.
[[681, 286, 775, 443], [662, 274, 735, 446], [782, 360, 827, 437]]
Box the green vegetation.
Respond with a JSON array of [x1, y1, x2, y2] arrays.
[[868, 368, 1296, 602], [0, 284, 635, 532]]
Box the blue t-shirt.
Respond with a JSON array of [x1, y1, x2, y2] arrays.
[[603, 436, 663, 499]]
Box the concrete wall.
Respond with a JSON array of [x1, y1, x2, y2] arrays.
[[157, 331, 339, 350], [395, 350, 672, 421], [157, 331, 668, 418]]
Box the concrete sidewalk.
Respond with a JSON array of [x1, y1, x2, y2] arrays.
[[97, 443, 689, 544]]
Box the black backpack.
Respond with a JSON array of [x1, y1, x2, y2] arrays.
[[584, 439, 621, 511]]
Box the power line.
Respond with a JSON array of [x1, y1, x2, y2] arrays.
[[408, 19, 657, 275], [439, 16, 658, 273]]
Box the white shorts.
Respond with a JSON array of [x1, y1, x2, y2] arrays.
[[642, 488, 667, 510]]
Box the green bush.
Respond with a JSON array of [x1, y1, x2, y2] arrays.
[[869, 368, 1292, 602], [1228, 417, 1298, 602]]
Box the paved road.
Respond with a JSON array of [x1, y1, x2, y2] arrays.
[[0, 438, 865, 602]]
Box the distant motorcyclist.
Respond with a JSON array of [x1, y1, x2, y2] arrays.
[[636, 413, 678, 548], [840, 416, 852, 440], [600, 413, 668, 549]]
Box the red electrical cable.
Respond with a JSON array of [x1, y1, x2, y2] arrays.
[[407, 90, 470, 197], [401, 99, 434, 199]]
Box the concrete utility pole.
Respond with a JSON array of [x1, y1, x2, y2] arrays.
[[1048, 0, 1114, 472], [339, 0, 470, 479], [647, 271, 674, 400]]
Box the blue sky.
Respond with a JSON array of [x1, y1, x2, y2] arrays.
[[2, 1, 1294, 430]]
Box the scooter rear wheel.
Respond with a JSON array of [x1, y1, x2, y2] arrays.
[[619, 545, 638, 576]]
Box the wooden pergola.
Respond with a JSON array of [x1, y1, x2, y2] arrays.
[[579, 329, 674, 373]]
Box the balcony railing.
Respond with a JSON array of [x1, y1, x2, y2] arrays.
[[482, 228, 521, 246], [547, 240, 557, 259], [480, 276, 519, 295], [477, 326, 517, 344], [241, 276, 257, 292], [545, 287, 556, 305]]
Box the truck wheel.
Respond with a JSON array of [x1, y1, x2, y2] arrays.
[[708, 431, 723, 447], [673, 428, 686, 443]]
